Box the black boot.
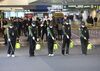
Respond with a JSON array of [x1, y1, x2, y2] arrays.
[[62, 50, 65, 55]]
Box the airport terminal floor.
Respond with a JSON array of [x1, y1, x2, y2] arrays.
[[0, 43, 100, 71], [0, 0, 100, 70], [0, 26, 100, 71]]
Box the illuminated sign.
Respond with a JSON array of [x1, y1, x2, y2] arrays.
[[63, 5, 99, 9]]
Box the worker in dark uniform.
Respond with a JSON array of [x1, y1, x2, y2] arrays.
[[23, 17, 29, 36], [47, 22, 55, 56], [35, 17, 41, 38], [13, 18, 20, 38], [62, 21, 71, 55], [79, 21, 89, 55], [28, 22, 37, 56], [41, 20, 48, 41], [7, 21, 17, 57]]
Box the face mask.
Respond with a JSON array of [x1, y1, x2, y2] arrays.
[[81, 25, 85, 28], [64, 22, 68, 25], [64, 17, 67, 19], [9, 26, 13, 28], [50, 26, 53, 28], [32, 24, 35, 27], [66, 22, 69, 25]]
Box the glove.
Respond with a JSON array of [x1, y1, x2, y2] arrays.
[[32, 37, 35, 40], [8, 38, 11, 42], [52, 37, 55, 40], [67, 35, 69, 39], [84, 37, 86, 40], [37, 38, 39, 41], [41, 24, 43, 27], [62, 40, 63, 43]]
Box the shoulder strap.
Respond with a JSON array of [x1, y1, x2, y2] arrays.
[[62, 26, 67, 35], [7, 27, 10, 39], [28, 26, 33, 37], [79, 28, 84, 37], [47, 27, 53, 38]]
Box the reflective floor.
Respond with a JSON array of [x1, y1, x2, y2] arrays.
[[0, 24, 100, 71], [0, 43, 100, 71]]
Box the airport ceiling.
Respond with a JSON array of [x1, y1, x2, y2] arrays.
[[0, 0, 4, 1], [29, 0, 100, 5], [0, 0, 99, 10]]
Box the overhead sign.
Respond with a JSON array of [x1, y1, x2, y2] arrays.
[[63, 5, 99, 9], [52, 5, 63, 9], [83, 5, 91, 8], [30, 5, 50, 12], [63, 5, 76, 9]]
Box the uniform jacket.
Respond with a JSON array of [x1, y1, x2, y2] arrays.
[[80, 26, 89, 40], [62, 24, 71, 39]]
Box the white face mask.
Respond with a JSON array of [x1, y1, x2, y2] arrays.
[[64, 22, 68, 25], [32, 24, 35, 27], [9, 26, 13, 28], [66, 22, 69, 25], [64, 17, 67, 19], [81, 25, 85, 28], [50, 26, 53, 28]]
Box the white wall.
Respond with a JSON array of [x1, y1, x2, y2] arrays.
[[0, 0, 8, 5], [8, 0, 28, 5], [0, 0, 37, 5], [28, 0, 37, 3], [0, 0, 28, 5]]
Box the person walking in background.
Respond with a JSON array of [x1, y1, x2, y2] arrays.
[[41, 20, 48, 41]]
